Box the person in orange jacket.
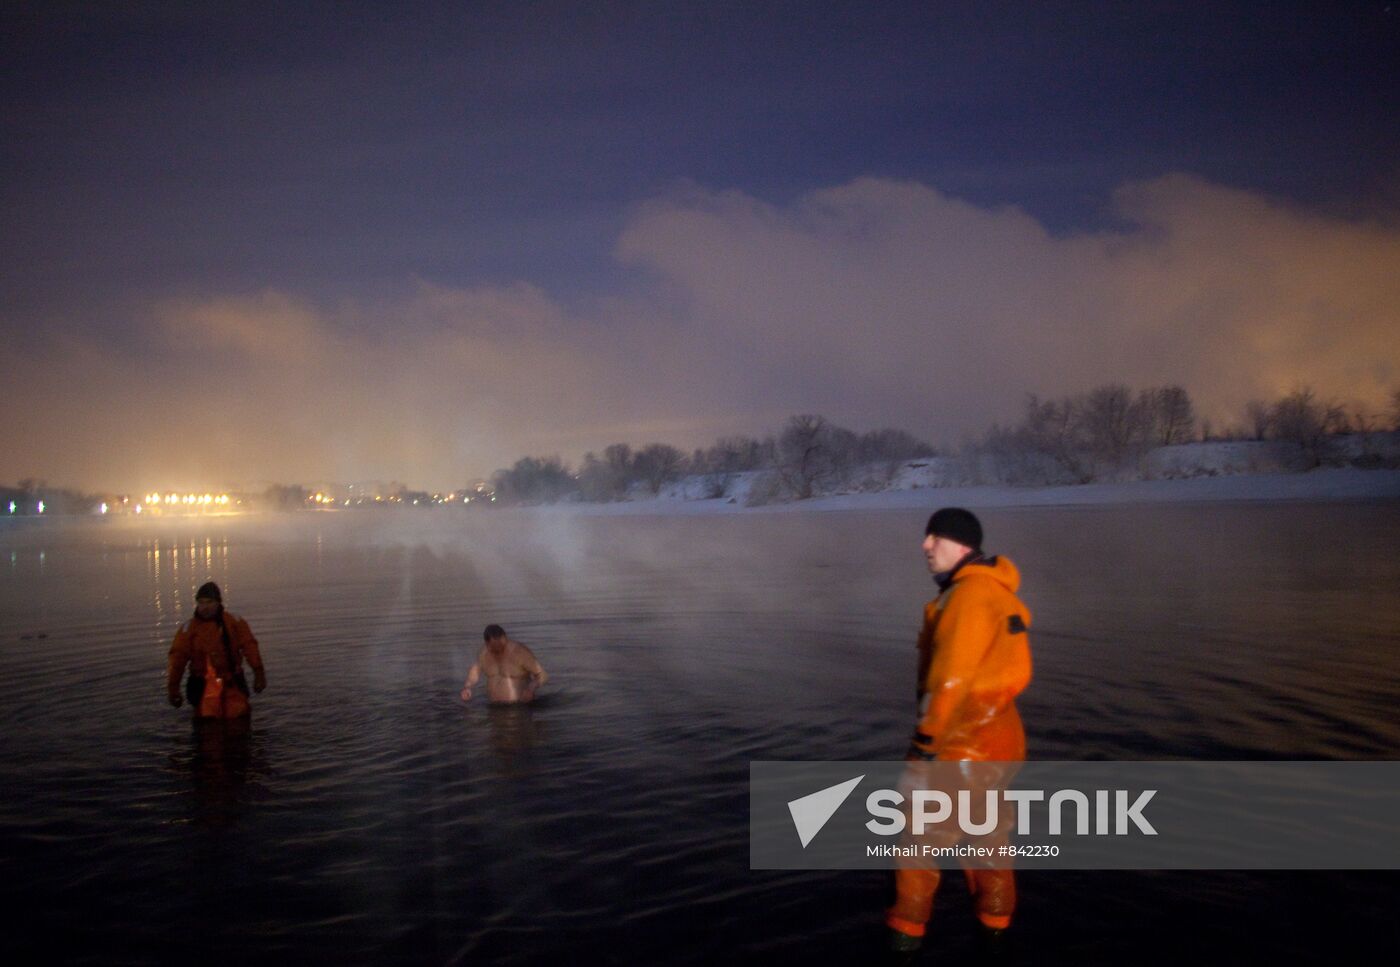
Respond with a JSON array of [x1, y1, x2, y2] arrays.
[[166, 581, 267, 719], [887, 508, 1032, 956]]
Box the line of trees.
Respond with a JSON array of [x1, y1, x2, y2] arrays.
[[1236, 387, 1399, 468], [488, 384, 1400, 504], [490, 416, 938, 505], [977, 384, 1198, 485], [9, 386, 1396, 514], [972, 384, 1400, 485]]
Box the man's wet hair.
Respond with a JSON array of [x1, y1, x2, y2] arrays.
[[483, 624, 506, 641]]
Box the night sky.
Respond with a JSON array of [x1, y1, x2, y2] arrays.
[[4, 1, 1399, 491]]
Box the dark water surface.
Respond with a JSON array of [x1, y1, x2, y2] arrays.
[[2, 502, 1398, 965]]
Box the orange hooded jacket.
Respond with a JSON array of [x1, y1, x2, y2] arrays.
[[910, 555, 1032, 762], [166, 610, 264, 718]]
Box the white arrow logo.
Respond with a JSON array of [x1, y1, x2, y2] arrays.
[[787, 775, 865, 848]]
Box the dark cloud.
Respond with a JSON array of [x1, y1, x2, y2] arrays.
[[5, 3, 1399, 325]]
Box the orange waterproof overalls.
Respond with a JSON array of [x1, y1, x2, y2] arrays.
[[887, 555, 1032, 939], [166, 610, 264, 719]]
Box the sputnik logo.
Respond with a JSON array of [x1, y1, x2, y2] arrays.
[[787, 775, 864, 848]]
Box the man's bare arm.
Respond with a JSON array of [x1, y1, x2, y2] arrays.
[[521, 646, 548, 693], [461, 661, 481, 700]]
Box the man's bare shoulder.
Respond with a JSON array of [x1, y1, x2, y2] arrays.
[[506, 639, 544, 672]]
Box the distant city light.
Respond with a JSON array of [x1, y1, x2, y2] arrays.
[[128, 491, 234, 514], [7, 501, 13, 514], [37, 501, 45, 514], [109, 486, 490, 514], [99, 503, 108, 514]]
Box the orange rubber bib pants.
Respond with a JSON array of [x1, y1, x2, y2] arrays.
[[887, 555, 1032, 939]]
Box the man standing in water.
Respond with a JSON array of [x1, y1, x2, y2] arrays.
[[461, 625, 548, 704], [887, 508, 1033, 957], [166, 581, 267, 719]]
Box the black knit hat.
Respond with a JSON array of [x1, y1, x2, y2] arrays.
[[925, 508, 983, 551], [195, 581, 222, 602]]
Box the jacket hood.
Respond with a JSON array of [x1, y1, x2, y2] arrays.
[[951, 554, 1021, 594]]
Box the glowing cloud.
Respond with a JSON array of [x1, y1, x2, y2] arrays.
[[2, 175, 1396, 490]]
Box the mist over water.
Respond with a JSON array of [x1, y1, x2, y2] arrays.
[[2, 502, 1398, 964]]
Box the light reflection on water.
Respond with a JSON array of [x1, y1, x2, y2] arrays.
[[0, 503, 1398, 964]]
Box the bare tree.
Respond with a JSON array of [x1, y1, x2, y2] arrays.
[[576, 452, 615, 502], [590, 443, 635, 499], [1270, 388, 1330, 467], [1021, 394, 1093, 483], [977, 421, 1051, 484], [1322, 400, 1351, 436], [492, 456, 577, 504], [697, 435, 768, 498], [1244, 400, 1273, 441], [1147, 385, 1196, 446], [604, 443, 633, 477], [1348, 403, 1385, 466], [577, 448, 630, 501], [633, 443, 686, 495], [706, 435, 769, 473], [1350, 404, 1377, 436], [777, 414, 838, 499], [1079, 384, 1151, 470], [854, 427, 934, 484]]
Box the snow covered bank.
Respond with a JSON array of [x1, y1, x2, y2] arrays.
[[556, 467, 1400, 516]]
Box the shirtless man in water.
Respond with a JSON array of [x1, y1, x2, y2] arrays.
[[461, 624, 548, 704]]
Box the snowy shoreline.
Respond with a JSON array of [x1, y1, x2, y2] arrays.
[[548, 467, 1400, 516]]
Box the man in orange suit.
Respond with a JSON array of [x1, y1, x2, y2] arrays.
[[166, 581, 267, 719], [887, 508, 1033, 956]]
